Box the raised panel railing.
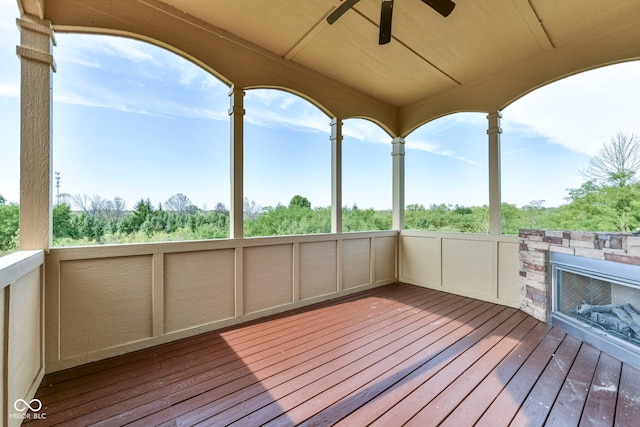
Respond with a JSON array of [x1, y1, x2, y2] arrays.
[[0, 250, 45, 425], [45, 231, 398, 372], [400, 230, 521, 307]]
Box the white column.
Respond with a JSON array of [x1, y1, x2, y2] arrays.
[[17, 15, 56, 250], [487, 112, 502, 235], [229, 86, 245, 239], [330, 118, 343, 234], [392, 137, 406, 230]]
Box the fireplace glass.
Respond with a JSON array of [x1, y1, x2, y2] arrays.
[[551, 252, 640, 371], [556, 269, 640, 348]]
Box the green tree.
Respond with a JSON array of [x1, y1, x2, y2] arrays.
[[133, 198, 154, 228], [557, 181, 619, 231], [0, 200, 19, 253], [77, 213, 107, 241], [289, 195, 311, 209], [244, 204, 331, 237], [500, 203, 522, 235], [53, 203, 76, 239], [603, 183, 640, 231]]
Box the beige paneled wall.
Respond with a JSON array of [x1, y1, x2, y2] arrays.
[[342, 238, 372, 289], [243, 244, 294, 314], [164, 249, 235, 333], [400, 231, 520, 307], [0, 251, 45, 426], [59, 256, 154, 359], [298, 241, 338, 301], [375, 236, 397, 282], [45, 232, 398, 372]]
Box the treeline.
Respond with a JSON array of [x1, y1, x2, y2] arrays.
[[1, 179, 639, 254], [51, 195, 230, 246]]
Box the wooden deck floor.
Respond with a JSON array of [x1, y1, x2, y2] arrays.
[[26, 283, 640, 426]]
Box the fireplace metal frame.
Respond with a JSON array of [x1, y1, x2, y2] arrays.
[[550, 252, 640, 371]]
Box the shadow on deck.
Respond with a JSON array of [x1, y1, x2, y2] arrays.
[[25, 283, 640, 426]]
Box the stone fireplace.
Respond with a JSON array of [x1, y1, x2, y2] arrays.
[[519, 230, 640, 369]]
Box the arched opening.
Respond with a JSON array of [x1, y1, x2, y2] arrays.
[[243, 88, 331, 237], [342, 118, 393, 232], [404, 112, 489, 233], [51, 34, 231, 245], [501, 61, 640, 234]]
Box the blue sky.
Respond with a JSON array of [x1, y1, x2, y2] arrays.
[[1, 0, 639, 211]]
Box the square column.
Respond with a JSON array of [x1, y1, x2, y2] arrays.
[[229, 86, 245, 239], [487, 112, 502, 235], [392, 137, 405, 230], [330, 118, 343, 233], [17, 15, 56, 250]]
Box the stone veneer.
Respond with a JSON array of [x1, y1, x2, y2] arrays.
[[519, 229, 640, 322]]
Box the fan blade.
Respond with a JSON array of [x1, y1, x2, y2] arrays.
[[327, 0, 362, 24], [379, 0, 394, 45], [421, 0, 455, 17]]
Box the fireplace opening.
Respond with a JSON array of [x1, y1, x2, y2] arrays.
[[551, 252, 640, 370]]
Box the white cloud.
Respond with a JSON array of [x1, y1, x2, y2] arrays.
[[0, 81, 18, 98], [59, 34, 154, 64], [51, 33, 231, 121], [0, 0, 18, 37], [245, 89, 330, 134], [405, 137, 481, 166], [53, 86, 228, 121], [342, 118, 390, 143], [55, 33, 227, 92], [404, 112, 487, 166], [504, 61, 640, 156]]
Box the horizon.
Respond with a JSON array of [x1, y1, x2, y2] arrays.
[[1, 0, 639, 212]]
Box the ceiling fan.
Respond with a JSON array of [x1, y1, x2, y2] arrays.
[[327, 0, 455, 45]]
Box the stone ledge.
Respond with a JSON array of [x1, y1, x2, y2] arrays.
[[604, 252, 640, 266], [519, 229, 639, 322]]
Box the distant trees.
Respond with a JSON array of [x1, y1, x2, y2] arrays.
[[165, 193, 191, 215], [214, 202, 229, 215], [289, 195, 311, 209], [404, 203, 488, 233], [243, 198, 261, 221], [53, 203, 77, 239], [71, 194, 104, 219], [556, 180, 640, 232], [47, 194, 233, 245], [3, 128, 640, 252], [103, 197, 127, 225], [576, 133, 640, 231], [580, 133, 640, 187]]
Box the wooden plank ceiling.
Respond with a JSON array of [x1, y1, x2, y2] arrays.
[[19, 0, 640, 134]]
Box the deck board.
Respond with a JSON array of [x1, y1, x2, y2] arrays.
[[579, 353, 621, 427], [546, 343, 601, 426], [24, 283, 640, 426], [437, 320, 553, 427]]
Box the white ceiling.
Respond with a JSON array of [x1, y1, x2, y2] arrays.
[[19, 0, 640, 135]]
